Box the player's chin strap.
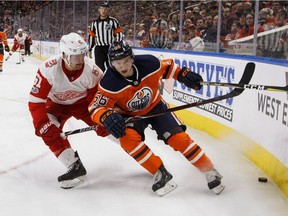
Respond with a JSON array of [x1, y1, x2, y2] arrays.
[[62, 62, 256, 137], [62, 54, 72, 68]]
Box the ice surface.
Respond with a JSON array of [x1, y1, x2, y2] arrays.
[[0, 53, 287, 216]]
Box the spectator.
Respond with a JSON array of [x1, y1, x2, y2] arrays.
[[167, 26, 179, 50], [222, 7, 236, 32], [224, 21, 241, 47], [202, 15, 217, 43], [195, 18, 207, 38], [187, 26, 205, 51], [136, 23, 146, 41], [149, 18, 168, 48], [273, 9, 288, 28], [258, 9, 288, 59], [235, 13, 264, 39], [258, 8, 274, 31], [179, 28, 191, 50]]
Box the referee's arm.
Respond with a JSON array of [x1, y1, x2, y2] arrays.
[[88, 23, 96, 51]]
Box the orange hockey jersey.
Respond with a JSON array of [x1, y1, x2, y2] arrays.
[[89, 54, 183, 125], [0, 31, 8, 46]]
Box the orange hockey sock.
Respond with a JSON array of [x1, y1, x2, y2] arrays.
[[167, 132, 213, 172], [120, 128, 162, 174]]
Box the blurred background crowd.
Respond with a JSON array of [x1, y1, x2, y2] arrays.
[[1, 0, 287, 59]]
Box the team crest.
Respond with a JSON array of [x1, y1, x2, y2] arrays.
[[127, 87, 152, 111], [105, 24, 112, 31]]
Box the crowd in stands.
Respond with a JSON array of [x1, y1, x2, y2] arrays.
[[1, 0, 287, 59]]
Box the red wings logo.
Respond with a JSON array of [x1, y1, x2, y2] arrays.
[[53, 90, 86, 101]]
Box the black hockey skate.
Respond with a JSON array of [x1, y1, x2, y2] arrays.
[[58, 151, 87, 189], [206, 168, 225, 195], [152, 164, 177, 196]]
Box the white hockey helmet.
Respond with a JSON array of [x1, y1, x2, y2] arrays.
[[17, 28, 23, 33], [59, 32, 88, 66], [60, 32, 88, 55]]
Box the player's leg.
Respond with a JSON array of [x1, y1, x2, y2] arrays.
[[151, 100, 225, 195], [119, 122, 177, 196], [45, 101, 87, 188]]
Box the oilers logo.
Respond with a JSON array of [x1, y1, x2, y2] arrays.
[[127, 88, 152, 111]]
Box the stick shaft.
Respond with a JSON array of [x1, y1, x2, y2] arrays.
[[63, 62, 255, 136], [201, 81, 288, 92]]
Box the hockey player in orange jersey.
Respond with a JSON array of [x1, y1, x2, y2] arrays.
[[0, 26, 10, 72], [89, 40, 225, 196], [7, 28, 32, 63]]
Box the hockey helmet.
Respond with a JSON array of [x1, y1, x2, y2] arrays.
[[17, 28, 23, 33], [60, 32, 88, 67], [108, 40, 133, 62], [60, 32, 88, 55]]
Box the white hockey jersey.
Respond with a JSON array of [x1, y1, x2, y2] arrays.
[[14, 32, 28, 45], [29, 54, 103, 105]]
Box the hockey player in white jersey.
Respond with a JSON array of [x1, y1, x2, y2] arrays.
[[7, 28, 32, 63], [28, 32, 109, 189]]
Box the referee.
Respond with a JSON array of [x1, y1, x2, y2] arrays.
[[88, 2, 123, 71]]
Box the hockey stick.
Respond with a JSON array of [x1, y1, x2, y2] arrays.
[[200, 81, 288, 92], [63, 125, 98, 137], [5, 55, 10, 61], [62, 62, 255, 137]]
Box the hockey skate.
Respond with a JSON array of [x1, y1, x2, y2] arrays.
[[58, 151, 87, 189], [152, 164, 177, 196], [205, 168, 225, 195]]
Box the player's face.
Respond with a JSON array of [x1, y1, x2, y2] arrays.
[[66, 53, 85, 71], [111, 56, 133, 77]]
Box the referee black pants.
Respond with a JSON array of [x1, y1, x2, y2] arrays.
[[94, 45, 109, 72]]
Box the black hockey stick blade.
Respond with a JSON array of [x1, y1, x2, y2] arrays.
[[62, 62, 255, 136]]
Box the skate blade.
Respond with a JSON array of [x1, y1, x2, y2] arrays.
[[155, 179, 177, 197], [211, 184, 225, 195], [59, 175, 87, 189]]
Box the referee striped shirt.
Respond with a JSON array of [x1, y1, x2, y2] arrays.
[[88, 16, 123, 49]]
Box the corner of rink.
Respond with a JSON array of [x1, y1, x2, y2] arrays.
[[175, 108, 288, 199]]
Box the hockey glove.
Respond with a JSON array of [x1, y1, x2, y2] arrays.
[[100, 109, 126, 139], [4, 45, 10, 52], [36, 121, 63, 146], [95, 125, 110, 137], [177, 67, 203, 90]]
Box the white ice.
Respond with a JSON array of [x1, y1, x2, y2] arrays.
[[0, 54, 287, 216]]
